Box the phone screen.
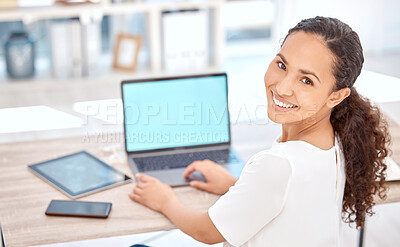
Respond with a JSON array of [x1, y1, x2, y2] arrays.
[[45, 200, 112, 218]]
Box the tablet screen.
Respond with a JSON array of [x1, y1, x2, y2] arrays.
[[29, 151, 131, 198]]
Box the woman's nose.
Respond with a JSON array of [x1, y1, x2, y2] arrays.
[[275, 75, 294, 97]]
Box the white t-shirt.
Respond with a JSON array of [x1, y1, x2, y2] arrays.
[[208, 136, 346, 247]]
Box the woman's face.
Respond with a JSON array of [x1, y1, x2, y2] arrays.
[[264, 31, 337, 125]]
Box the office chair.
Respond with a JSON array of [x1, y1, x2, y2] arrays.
[[0, 222, 4, 247]]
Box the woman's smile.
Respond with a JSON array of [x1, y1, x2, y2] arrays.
[[270, 90, 298, 112]]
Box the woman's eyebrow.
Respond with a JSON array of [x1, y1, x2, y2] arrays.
[[299, 69, 321, 83], [277, 53, 288, 65]]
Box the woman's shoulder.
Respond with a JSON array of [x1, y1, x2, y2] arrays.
[[247, 148, 289, 164], [271, 135, 336, 154], [244, 136, 336, 172], [245, 149, 292, 175]]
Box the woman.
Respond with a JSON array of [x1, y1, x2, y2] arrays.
[[129, 16, 390, 246]]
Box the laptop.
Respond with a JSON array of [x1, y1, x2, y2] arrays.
[[121, 73, 245, 186]]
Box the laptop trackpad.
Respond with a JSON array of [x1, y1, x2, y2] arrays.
[[187, 171, 207, 183], [144, 168, 190, 187], [142, 163, 242, 187]]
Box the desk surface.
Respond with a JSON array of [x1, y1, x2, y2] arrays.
[[1, 121, 400, 247]]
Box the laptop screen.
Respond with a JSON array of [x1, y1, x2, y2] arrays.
[[122, 74, 230, 152]]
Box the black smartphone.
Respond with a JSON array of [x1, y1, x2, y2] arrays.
[[45, 200, 112, 218]]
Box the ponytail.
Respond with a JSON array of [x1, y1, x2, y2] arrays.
[[330, 87, 390, 228]]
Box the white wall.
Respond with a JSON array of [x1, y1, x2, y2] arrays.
[[274, 0, 400, 55]]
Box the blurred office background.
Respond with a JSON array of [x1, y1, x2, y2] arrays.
[[1, 0, 400, 119], [0, 0, 399, 106], [0, 0, 399, 246]]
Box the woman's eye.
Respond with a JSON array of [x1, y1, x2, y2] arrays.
[[301, 78, 313, 86], [277, 62, 286, 71]]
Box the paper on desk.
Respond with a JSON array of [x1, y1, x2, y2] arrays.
[[0, 105, 82, 134]]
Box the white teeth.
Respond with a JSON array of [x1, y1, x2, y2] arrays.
[[272, 92, 297, 108]]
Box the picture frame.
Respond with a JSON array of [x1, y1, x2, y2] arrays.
[[113, 33, 141, 72]]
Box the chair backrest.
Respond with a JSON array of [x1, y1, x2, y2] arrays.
[[0, 222, 4, 247]]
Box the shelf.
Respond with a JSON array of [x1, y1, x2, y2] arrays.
[[0, 3, 102, 22], [0, 0, 224, 23], [0, 0, 275, 85], [0, 1, 275, 24], [106, 0, 221, 14]]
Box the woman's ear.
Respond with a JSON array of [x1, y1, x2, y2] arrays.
[[327, 88, 350, 108]]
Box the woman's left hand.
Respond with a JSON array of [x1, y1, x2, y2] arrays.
[[129, 173, 177, 213]]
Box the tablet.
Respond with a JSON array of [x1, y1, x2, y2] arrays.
[[28, 151, 132, 199]]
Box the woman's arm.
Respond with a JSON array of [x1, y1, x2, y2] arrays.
[[162, 195, 225, 244], [129, 173, 225, 244]]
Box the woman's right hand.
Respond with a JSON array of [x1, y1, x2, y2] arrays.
[[183, 159, 238, 195]]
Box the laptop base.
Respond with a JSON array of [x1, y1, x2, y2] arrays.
[[128, 149, 244, 187]]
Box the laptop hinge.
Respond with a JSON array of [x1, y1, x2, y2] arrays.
[[129, 144, 231, 158]]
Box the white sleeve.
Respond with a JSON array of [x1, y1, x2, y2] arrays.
[[208, 152, 292, 247]]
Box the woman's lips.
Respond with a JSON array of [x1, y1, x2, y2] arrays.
[[271, 91, 298, 111]]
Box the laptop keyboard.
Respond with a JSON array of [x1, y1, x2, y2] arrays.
[[133, 149, 240, 172]]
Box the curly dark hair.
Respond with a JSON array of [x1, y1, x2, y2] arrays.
[[283, 17, 391, 228]]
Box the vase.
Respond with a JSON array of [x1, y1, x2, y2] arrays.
[[4, 31, 35, 78]]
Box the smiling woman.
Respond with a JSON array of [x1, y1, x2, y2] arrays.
[[265, 18, 390, 229], [128, 16, 391, 247]]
